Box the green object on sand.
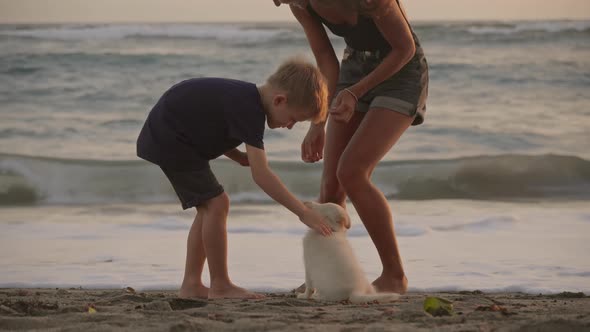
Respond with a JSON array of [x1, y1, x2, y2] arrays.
[[423, 297, 454, 317]]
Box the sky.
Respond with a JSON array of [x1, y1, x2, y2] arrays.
[[0, 0, 589, 23]]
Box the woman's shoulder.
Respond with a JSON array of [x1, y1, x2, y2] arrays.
[[358, 0, 397, 17]]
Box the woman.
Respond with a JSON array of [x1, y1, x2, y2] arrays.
[[274, 0, 428, 294]]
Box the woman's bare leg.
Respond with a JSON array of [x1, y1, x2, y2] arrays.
[[320, 111, 365, 206], [292, 112, 365, 294], [337, 108, 413, 294]]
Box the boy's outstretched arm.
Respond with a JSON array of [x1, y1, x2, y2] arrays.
[[245, 144, 332, 236]]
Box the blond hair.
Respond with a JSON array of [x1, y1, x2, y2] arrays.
[[266, 57, 328, 124]]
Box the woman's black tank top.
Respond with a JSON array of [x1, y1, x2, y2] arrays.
[[307, 0, 418, 53]]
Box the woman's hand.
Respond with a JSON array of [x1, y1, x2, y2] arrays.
[[301, 124, 325, 163], [329, 89, 357, 123]]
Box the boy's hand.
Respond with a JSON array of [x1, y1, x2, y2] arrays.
[[300, 207, 332, 236]]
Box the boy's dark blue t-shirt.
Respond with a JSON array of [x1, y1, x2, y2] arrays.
[[137, 78, 266, 170]]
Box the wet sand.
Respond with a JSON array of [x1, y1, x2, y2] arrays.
[[1, 288, 589, 331]]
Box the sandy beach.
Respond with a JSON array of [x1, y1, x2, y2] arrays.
[[0, 288, 588, 331]]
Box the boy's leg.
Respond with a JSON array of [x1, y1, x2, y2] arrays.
[[202, 192, 264, 299], [179, 205, 209, 299]]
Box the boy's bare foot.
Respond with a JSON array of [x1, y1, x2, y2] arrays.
[[372, 275, 408, 294], [179, 284, 209, 299], [209, 284, 265, 300]]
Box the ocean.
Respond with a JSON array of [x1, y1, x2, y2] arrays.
[[0, 21, 589, 294]]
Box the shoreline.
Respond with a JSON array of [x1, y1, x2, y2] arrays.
[[1, 288, 588, 331], [2, 200, 590, 296]]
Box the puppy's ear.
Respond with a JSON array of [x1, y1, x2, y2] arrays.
[[343, 213, 351, 229], [303, 201, 313, 208], [332, 205, 351, 229]]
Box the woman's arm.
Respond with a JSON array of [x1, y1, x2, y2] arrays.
[[291, 4, 340, 128], [291, 5, 339, 162], [329, 0, 416, 122], [347, 0, 416, 98]]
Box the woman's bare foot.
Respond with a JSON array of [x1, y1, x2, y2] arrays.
[[179, 283, 209, 299], [209, 283, 265, 300], [372, 275, 408, 294]]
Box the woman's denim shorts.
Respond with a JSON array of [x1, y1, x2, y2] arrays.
[[336, 45, 429, 126]]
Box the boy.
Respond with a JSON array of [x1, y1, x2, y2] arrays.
[[137, 58, 332, 299]]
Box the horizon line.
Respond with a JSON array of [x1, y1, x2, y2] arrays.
[[1, 17, 589, 25]]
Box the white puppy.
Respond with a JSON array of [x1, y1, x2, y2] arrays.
[[298, 202, 400, 303]]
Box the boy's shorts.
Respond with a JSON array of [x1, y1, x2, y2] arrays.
[[160, 165, 224, 210]]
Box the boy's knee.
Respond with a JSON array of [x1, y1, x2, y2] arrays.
[[205, 192, 230, 214]]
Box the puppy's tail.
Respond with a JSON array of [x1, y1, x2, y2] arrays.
[[349, 292, 400, 304]]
